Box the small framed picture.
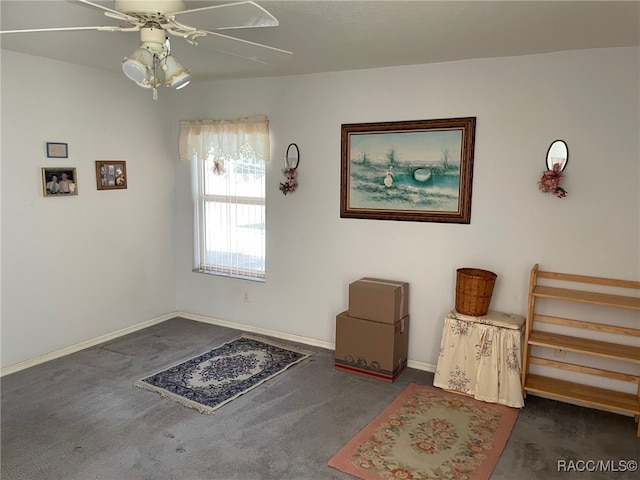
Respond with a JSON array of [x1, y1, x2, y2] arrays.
[[42, 167, 78, 196], [96, 161, 127, 190], [46, 142, 68, 158]]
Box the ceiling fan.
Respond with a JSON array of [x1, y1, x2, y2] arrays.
[[0, 0, 292, 99]]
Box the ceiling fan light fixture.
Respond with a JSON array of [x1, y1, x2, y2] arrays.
[[122, 47, 154, 84], [172, 71, 191, 90], [2, 1, 292, 100], [134, 75, 159, 90], [163, 54, 191, 90]]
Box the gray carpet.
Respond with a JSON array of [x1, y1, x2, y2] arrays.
[[1, 317, 638, 480]]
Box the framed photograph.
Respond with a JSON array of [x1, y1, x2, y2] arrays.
[[41, 167, 78, 196], [340, 117, 476, 223], [46, 142, 68, 158], [95, 161, 127, 190]]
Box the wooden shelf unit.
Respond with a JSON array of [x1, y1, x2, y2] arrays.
[[521, 264, 640, 436]]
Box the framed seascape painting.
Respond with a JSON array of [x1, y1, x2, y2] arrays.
[[95, 161, 127, 190], [340, 117, 476, 223], [42, 167, 78, 196]]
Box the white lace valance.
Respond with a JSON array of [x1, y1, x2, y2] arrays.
[[179, 115, 270, 162]]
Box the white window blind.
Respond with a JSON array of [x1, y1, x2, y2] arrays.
[[179, 116, 269, 281]]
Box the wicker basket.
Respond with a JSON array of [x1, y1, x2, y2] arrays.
[[455, 268, 497, 316]]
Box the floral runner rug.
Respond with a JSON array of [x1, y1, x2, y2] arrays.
[[328, 383, 518, 480], [135, 335, 312, 414]]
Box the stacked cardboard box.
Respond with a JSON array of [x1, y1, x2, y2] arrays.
[[335, 278, 409, 382]]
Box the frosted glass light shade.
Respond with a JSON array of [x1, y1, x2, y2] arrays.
[[122, 47, 154, 85], [163, 54, 191, 89]]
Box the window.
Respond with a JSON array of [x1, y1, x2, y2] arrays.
[[180, 116, 269, 281]]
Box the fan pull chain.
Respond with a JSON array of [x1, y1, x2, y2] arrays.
[[152, 54, 159, 100]]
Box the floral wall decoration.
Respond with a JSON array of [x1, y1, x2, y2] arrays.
[[279, 143, 300, 195], [538, 163, 567, 198]]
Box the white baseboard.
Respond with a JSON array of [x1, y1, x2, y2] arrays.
[[179, 311, 437, 373], [407, 359, 436, 373], [0, 312, 177, 377], [1, 311, 437, 377], [178, 311, 336, 350]]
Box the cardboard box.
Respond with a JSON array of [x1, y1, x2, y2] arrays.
[[348, 278, 409, 324], [334, 311, 409, 382]]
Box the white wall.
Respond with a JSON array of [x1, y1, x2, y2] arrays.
[[170, 47, 640, 367], [1, 47, 638, 371], [1, 51, 177, 368]]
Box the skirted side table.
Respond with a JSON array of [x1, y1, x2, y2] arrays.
[[433, 310, 525, 408]]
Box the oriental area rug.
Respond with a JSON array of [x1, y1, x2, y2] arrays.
[[328, 384, 519, 480], [135, 335, 312, 414]]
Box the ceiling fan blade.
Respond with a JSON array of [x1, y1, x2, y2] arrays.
[[0, 25, 140, 34], [171, 1, 278, 31], [188, 30, 292, 65], [70, 0, 143, 25], [0, 1, 143, 34]]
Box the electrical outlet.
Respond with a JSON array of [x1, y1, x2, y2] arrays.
[[243, 292, 250, 303], [554, 349, 567, 359]]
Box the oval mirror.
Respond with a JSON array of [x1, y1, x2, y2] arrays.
[[546, 140, 568, 171], [285, 143, 300, 170]]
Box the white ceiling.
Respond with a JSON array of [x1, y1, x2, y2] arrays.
[[1, 0, 639, 82]]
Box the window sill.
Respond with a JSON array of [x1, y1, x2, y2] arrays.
[[192, 268, 265, 283]]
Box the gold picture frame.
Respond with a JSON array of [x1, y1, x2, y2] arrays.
[[41, 167, 78, 196]]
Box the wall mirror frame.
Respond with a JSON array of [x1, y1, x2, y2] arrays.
[[546, 139, 569, 171], [285, 143, 300, 169]]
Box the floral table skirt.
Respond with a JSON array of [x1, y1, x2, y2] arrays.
[[433, 310, 525, 408]]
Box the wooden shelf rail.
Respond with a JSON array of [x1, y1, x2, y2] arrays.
[[521, 264, 640, 437]]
